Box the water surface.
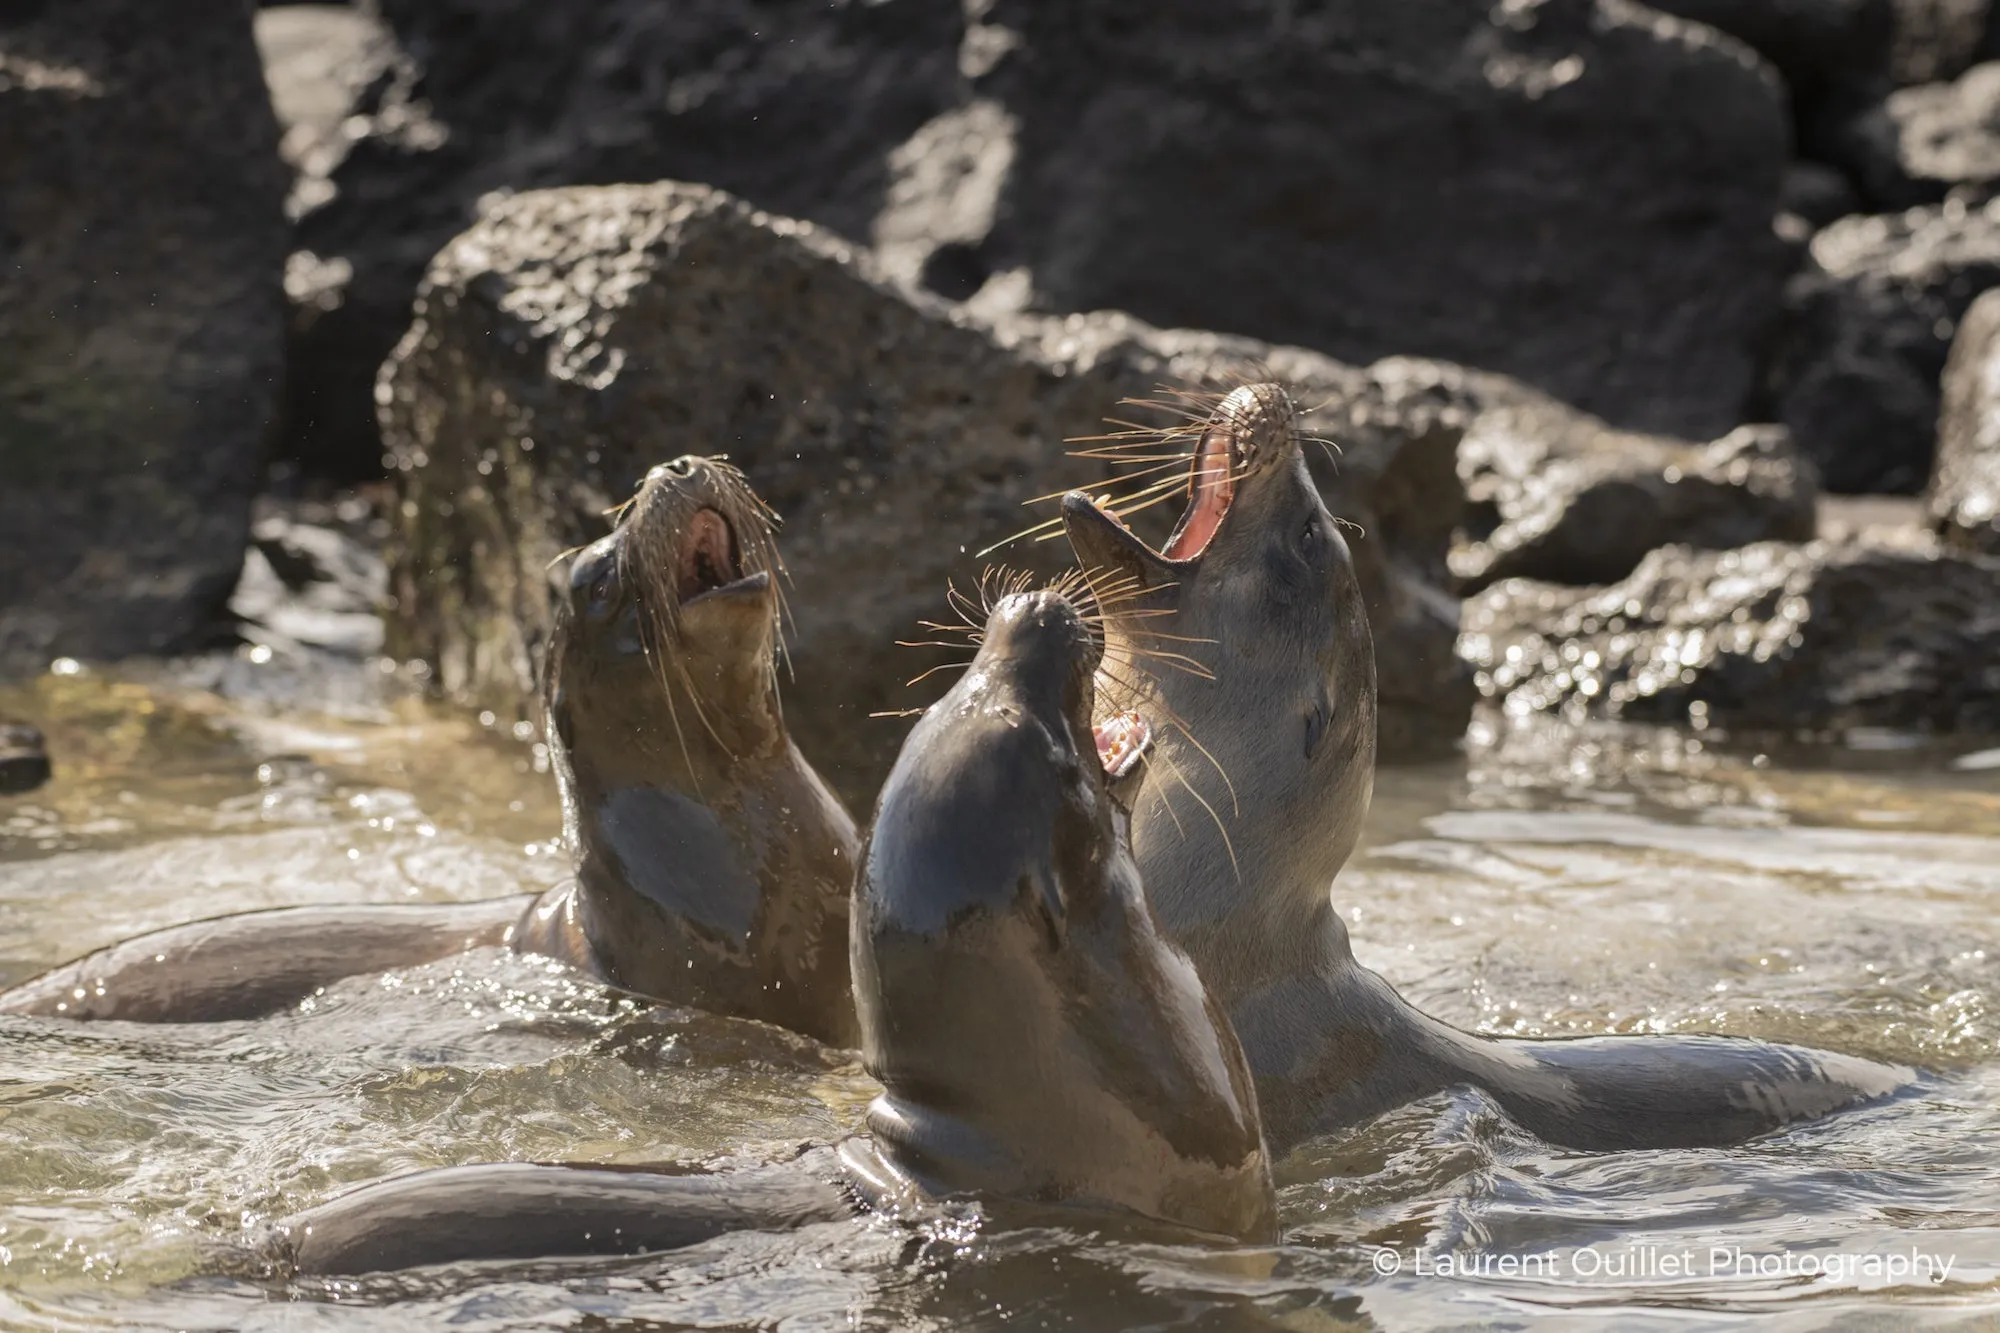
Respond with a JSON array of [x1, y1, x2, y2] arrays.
[[2, 666, 1997, 1331]]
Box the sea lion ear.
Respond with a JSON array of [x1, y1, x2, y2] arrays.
[[1060, 492, 1177, 595]]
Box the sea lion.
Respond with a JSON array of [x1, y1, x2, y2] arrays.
[[1060, 380, 1914, 1153], [512, 454, 858, 1045], [845, 585, 1274, 1242], [0, 457, 860, 1046], [274, 586, 1276, 1274]]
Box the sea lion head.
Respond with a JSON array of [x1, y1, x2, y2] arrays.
[[546, 455, 787, 788], [851, 585, 1277, 1242], [1058, 383, 1377, 983]]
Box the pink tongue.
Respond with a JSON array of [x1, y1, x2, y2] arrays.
[[1093, 711, 1152, 779], [1164, 429, 1233, 560]]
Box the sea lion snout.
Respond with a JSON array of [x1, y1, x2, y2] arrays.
[[982, 590, 1101, 681]]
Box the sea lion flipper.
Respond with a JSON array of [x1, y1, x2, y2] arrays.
[[1470, 1032, 1917, 1151], [279, 1158, 853, 1274], [0, 898, 533, 1023]]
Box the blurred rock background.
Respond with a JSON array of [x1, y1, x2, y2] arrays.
[[4, 0, 1999, 800]]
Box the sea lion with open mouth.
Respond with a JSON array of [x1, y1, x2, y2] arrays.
[[270, 585, 1276, 1274], [1060, 380, 1914, 1153], [0, 457, 860, 1046]]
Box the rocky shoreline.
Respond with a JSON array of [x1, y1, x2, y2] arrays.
[[7, 0, 2000, 793]]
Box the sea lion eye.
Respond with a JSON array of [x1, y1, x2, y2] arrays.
[[1296, 516, 1328, 568]]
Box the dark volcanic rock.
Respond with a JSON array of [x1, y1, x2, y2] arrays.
[[1764, 200, 2000, 493], [1929, 285, 2000, 548], [230, 504, 389, 659], [1844, 60, 2000, 207], [380, 182, 1474, 798], [0, 721, 51, 796], [1781, 161, 1865, 230], [278, 0, 963, 482], [255, 4, 412, 483], [295, 0, 1792, 478], [1454, 403, 1818, 592], [0, 0, 287, 674], [974, 0, 1792, 441], [255, 4, 398, 219], [1888, 0, 1999, 86], [1459, 532, 2000, 734], [1645, 0, 1891, 128], [1266, 353, 1821, 600]]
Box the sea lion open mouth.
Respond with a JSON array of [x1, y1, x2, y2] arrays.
[[1093, 710, 1151, 779], [675, 507, 748, 605], [1161, 418, 1242, 561], [1068, 381, 1290, 566]]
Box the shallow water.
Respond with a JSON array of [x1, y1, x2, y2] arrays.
[[2, 666, 1998, 1331]]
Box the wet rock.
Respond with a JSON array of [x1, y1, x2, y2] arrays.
[[1453, 402, 1818, 593], [1644, 0, 1891, 130], [1843, 61, 2000, 207], [1459, 533, 2000, 735], [0, 0, 288, 674], [1928, 285, 2000, 549], [0, 722, 51, 796], [379, 182, 1474, 797], [276, 0, 963, 483], [1762, 200, 2000, 492], [1819, 492, 1929, 539], [973, 0, 1792, 442], [230, 502, 389, 659], [255, 4, 396, 217], [293, 0, 1790, 479], [1782, 162, 1865, 230], [1887, 0, 1999, 86], [254, 4, 410, 484]]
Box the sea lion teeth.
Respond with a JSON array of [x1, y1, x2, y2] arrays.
[[1093, 710, 1151, 779]]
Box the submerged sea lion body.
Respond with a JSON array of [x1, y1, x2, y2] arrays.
[[1062, 382, 1913, 1153], [278, 588, 1275, 1274], [0, 458, 859, 1045]]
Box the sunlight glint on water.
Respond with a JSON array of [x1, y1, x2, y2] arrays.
[[1, 678, 1997, 1330]]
